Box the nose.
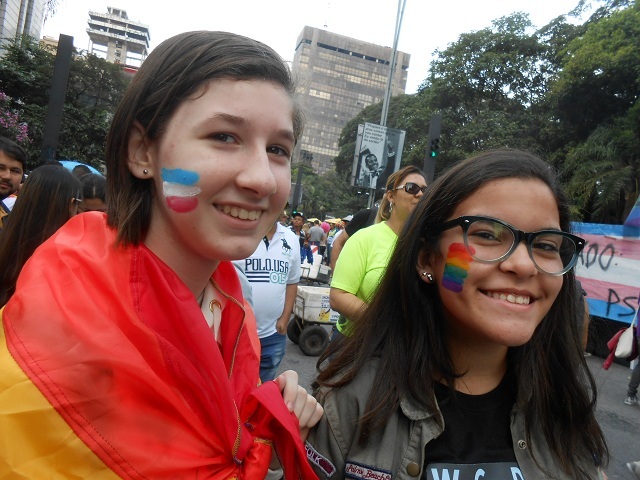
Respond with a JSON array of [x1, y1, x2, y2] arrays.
[[499, 241, 538, 276], [235, 147, 278, 197]]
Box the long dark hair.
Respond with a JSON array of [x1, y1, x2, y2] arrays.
[[0, 165, 81, 306], [105, 31, 303, 246], [315, 149, 607, 478]]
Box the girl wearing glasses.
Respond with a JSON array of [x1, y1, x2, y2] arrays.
[[0, 32, 321, 478], [307, 150, 608, 479], [330, 165, 427, 338]]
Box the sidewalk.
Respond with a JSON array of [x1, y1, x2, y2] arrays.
[[586, 354, 639, 479]]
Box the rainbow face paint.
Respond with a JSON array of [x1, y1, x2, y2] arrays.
[[162, 168, 201, 213], [442, 243, 475, 293]]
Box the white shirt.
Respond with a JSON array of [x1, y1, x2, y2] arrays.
[[232, 223, 301, 338]]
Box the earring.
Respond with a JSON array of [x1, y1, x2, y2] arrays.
[[421, 272, 434, 283], [142, 169, 149, 175], [389, 201, 394, 213]]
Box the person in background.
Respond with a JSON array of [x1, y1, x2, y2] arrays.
[[320, 221, 330, 264], [329, 210, 375, 273], [0, 31, 322, 479], [0, 165, 81, 306], [0, 136, 26, 230], [290, 211, 312, 264], [307, 149, 607, 479], [308, 219, 325, 258], [330, 166, 427, 338], [624, 321, 640, 406], [78, 173, 107, 213], [71, 163, 92, 179], [233, 217, 300, 382], [279, 210, 290, 226]]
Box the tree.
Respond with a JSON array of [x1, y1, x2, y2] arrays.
[[0, 38, 130, 170], [549, 2, 640, 223], [0, 91, 30, 144]]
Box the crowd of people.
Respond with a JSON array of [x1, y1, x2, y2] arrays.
[[0, 28, 635, 480]]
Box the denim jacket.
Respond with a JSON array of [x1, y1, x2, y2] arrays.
[[305, 360, 600, 480]]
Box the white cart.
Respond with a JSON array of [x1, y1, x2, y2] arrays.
[[287, 285, 338, 356]]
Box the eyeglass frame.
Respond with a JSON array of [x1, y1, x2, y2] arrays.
[[394, 182, 428, 195], [437, 215, 586, 276]]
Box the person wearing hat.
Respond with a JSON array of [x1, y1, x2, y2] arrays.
[[290, 211, 312, 264]]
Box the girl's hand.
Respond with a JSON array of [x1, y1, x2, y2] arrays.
[[275, 370, 324, 441]]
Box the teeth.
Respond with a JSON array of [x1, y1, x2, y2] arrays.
[[486, 291, 530, 305], [220, 205, 262, 221]]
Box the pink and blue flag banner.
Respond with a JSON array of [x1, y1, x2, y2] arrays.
[[573, 221, 640, 324], [624, 195, 640, 227]]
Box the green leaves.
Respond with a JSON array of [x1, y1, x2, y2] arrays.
[[0, 37, 130, 170]]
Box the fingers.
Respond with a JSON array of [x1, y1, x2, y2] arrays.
[[275, 370, 298, 411], [275, 370, 324, 442], [292, 384, 323, 442], [299, 402, 324, 442]]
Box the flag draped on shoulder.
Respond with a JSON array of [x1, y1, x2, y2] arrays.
[[0, 213, 317, 479]]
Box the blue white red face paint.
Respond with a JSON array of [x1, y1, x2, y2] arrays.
[[442, 242, 475, 293], [162, 168, 201, 213]]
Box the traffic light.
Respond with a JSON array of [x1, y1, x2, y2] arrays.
[[422, 113, 442, 183], [430, 137, 440, 158]]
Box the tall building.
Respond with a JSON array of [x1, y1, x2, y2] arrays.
[[87, 7, 150, 71], [292, 26, 410, 174], [0, 0, 46, 51]]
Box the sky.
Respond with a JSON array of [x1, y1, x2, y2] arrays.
[[41, 0, 586, 94]]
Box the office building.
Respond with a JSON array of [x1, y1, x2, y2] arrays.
[[87, 7, 150, 71], [0, 0, 46, 51], [292, 26, 410, 174]]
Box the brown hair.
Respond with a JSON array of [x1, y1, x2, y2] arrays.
[[375, 165, 425, 223], [0, 165, 81, 306], [105, 31, 303, 246], [316, 149, 607, 479]]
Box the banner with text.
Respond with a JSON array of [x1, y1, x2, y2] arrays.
[[573, 221, 640, 324], [351, 123, 405, 191]]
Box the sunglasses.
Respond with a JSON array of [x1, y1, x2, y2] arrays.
[[395, 182, 428, 195]]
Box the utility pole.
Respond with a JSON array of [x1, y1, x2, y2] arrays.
[[41, 34, 73, 164], [368, 0, 407, 209]]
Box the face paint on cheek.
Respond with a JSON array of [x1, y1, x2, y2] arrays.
[[442, 242, 475, 293], [161, 168, 202, 213]]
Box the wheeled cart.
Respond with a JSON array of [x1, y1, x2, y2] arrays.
[[287, 285, 338, 356]]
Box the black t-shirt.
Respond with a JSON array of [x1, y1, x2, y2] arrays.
[[345, 208, 378, 237], [290, 226, 307, 247], [422, 373, 522, 479]]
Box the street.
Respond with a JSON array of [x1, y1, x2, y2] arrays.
[[279, 332, 638, 479]]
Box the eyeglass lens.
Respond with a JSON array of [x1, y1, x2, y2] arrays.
[[464, 218, 577, 274], [403, 182, 427, 195]]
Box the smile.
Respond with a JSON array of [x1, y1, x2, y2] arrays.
[[217, 205, 262, 221], [483, 291, 531, 305]]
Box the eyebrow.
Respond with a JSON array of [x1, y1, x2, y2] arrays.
[[210, 113, 295, 144]]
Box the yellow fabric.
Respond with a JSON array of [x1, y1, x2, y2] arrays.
[[0, 313, 117, 479]]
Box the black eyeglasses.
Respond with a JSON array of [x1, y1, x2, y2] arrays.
[[395, 182, 427, 195], [438, 215, 585, 276]]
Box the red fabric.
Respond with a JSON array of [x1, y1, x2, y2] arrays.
[[4, 212, 317, 479]]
